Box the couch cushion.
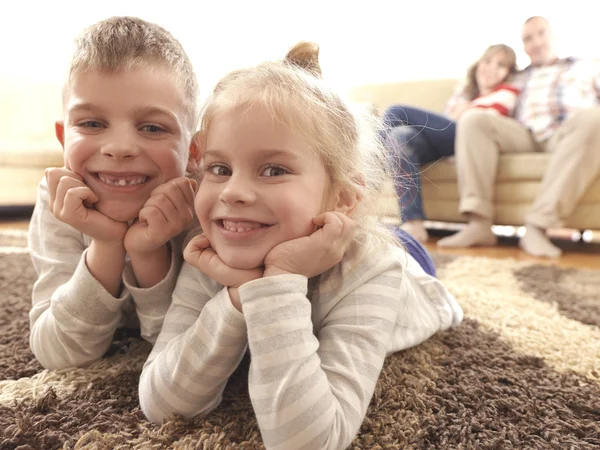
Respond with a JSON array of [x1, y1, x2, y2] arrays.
[[0, 144, 63, 167], [424, 153, 553, 182]]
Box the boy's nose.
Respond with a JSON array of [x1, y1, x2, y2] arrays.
[[101, 133, 140, 159]]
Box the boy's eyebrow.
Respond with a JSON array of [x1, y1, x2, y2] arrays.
[[133, 106, 180, 123], [67, 102, 103, 114], [66, 103, 180, 123]]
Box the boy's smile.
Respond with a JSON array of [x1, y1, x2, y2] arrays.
[[57, 66, 194, 222]]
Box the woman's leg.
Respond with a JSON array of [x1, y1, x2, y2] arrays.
[[387, 127, 426, 221], [381, 105, 456, 157]]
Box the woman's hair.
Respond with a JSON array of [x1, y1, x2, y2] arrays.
[[196, 42, 395, 246], [462, 44, 518, 100]]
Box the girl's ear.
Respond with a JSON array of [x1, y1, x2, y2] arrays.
[[186, 133, 202, 174], [333, 188, 361, 216], [332, 175, 364, 216]]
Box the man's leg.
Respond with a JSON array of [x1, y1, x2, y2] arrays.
[[521, 107, 600, 257], [438, 110, 537, 247]]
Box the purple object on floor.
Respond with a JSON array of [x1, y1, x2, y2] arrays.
[[391, 226, 436, 277]]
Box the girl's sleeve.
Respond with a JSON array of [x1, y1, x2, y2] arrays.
[[138, 262, 249, 423], [238, 267, 404, 450]]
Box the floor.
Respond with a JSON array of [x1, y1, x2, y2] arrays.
[[1, 208, 598, 271]]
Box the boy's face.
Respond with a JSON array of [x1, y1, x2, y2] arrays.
[[56, 66, 197, 222]]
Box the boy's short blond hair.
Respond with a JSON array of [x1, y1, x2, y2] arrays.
[[65, 16, 199, 129]]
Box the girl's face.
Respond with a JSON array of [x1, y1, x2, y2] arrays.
[[195, 106, 336, 270], [475, 50, 512, 95]]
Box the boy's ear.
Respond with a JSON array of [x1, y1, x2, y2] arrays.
[[55, 121, 65, 149], [186, 135, 202, 174]]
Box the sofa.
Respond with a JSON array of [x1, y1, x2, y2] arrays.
[[348, 78, 600, 231], [0, 78, 63, 209]]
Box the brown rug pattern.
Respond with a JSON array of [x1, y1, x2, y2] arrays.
[[0, 230, 599, 449]]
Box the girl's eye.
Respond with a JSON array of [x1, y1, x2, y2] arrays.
[[141, 124, 167, 133], [207, 164, 232, 176], [262, 165, 289, 177]]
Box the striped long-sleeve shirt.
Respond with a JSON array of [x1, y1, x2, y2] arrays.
[[28, 177, 185, 370], [139, 236, 463, 450]]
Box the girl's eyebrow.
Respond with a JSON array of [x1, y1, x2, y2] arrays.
[[203, 149, 298, 159]]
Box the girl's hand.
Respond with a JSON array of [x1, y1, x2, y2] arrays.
[[263, 211, 356, 278], [125, 177, 197, 255], [183, 234, 263, 288], [46, 167, 128, 244]]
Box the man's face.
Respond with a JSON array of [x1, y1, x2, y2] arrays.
[[522, 17, 556, 66]]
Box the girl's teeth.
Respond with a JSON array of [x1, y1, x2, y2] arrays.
[[223, 220, 263, 232]]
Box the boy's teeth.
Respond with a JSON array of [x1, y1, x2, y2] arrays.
[[98, 174, 148, 186], [222, 220, 264, 232]]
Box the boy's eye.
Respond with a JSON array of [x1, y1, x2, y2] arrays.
[[261, 165, 289, 177], [78, 120, 105, 129], [207, 164, 232, 176], [141, 124, 167, 133]]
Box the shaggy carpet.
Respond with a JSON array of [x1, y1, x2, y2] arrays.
[[0, 229, 598, 450]]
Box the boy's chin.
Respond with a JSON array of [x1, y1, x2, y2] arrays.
[[95, 201, 142, 223]]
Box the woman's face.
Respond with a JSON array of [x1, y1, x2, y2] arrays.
[[475, 50, 512, 94]]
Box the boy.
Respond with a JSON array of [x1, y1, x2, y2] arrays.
[[28, 16, 200, 370]]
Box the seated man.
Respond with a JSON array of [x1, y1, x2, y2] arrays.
[[438, 16, 600, 257]]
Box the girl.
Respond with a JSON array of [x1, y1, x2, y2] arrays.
[[139, 42, 463, 450], [383, 44, 519, 242]]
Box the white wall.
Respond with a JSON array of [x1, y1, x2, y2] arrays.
[[1, 0, 597, 93], [0, 0, 597, 152]]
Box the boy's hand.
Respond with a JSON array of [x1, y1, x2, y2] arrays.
[[46, 167, 128, 244], [184, 234, 263, 288], [263, 211, 356, 278], [124, 177, 197, 255]]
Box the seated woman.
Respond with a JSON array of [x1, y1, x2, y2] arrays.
[[382, 44, 518, 242]]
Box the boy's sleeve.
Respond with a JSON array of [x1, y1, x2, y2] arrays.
[[122, 235, 184, 344], [138, 262, 249, 424], [28, 178, 129, 370], [237, 265, 404, 450]]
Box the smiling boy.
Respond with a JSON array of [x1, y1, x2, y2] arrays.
[[28, 16, 201, 370]]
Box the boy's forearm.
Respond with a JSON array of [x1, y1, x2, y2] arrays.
[[128, 243, 171, 288], [87, 240, 126, 296]]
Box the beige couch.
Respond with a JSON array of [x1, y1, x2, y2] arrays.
[[0, 78, 63, 208], [349, 79, 600, 231]]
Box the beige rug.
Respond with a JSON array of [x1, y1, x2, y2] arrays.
[[1, 229, 599, 449]]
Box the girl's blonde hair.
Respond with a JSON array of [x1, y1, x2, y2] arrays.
[[196, 42, 396, 246], [462, 44, 518, 100]]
